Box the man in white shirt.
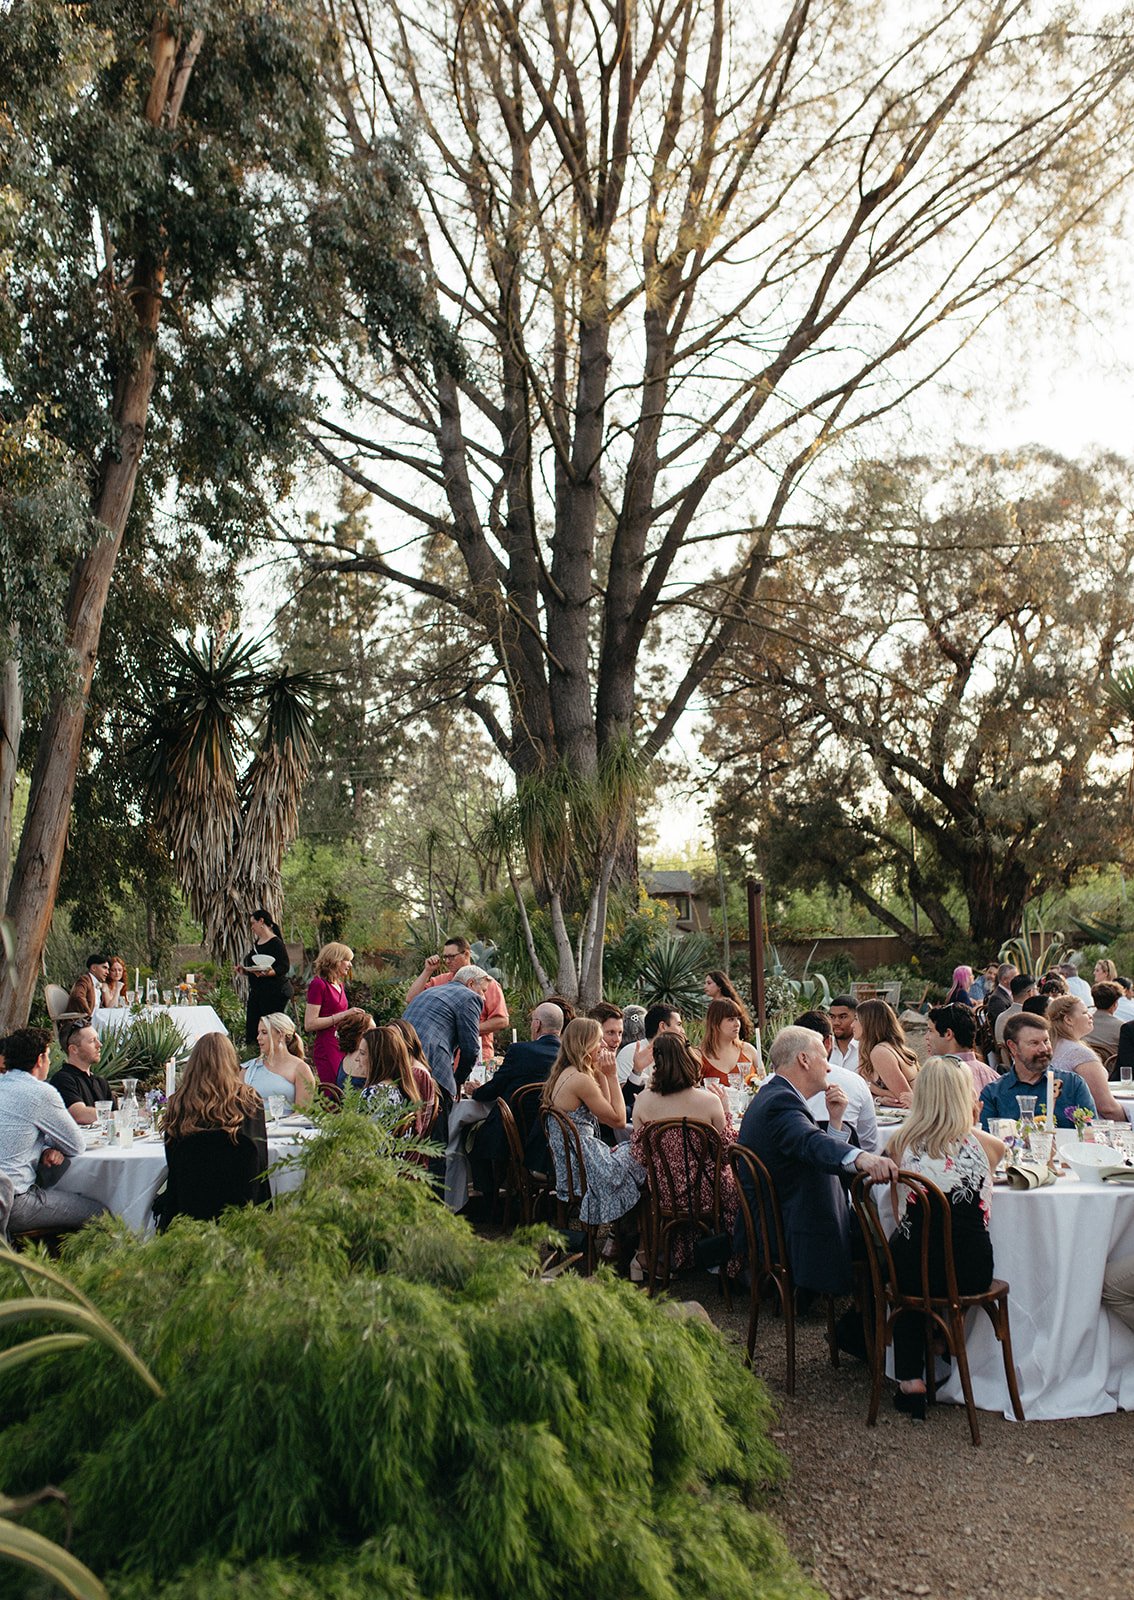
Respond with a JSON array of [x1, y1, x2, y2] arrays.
[[827, 996, 860, 1073], [0, 1027, 104, 1237], [1114, 978, 1134, 1024], [1058, 963, 1094, 1007], [615, 1004, 684, 1096], [795, 1010, 880, 1152]]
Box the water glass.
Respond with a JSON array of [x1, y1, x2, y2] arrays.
[[1121, 1061, 1133, 1086], [94, 1100, 113, 1135], [1016, 1096, 1038, 1123], [267, 1095, 287, 1124]]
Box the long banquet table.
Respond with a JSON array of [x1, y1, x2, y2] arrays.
[[91, 1004, 228, 1049], [54, 1125, 312, 1232]]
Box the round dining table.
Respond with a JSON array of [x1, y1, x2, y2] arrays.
[[54, 1124, 314, 1233]]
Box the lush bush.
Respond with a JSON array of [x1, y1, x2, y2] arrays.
[[0, 1115, 813, 1600]]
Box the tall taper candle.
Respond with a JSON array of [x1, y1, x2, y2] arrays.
[[1046, 1068, 1055, 1131]]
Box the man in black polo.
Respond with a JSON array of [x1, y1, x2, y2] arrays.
[[52, 1023, 112, 1126]]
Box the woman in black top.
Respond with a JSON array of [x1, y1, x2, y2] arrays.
[[158, 1034, 269, 1230], [236, 908, 291, 1046]]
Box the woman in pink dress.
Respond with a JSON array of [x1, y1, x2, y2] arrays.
[[304, 943, 359, 1087]]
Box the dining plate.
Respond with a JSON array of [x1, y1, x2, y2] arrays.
[[249, 954, 274, 969]]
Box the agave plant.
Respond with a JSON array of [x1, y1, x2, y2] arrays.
[[639, 932, 715, 1010], [88, 1014, 190, 1085], [0, 1245, 163, 1598], [999, 903, 1067, 977]]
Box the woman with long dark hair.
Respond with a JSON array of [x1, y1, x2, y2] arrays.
[[854, 998, 919, 1107], [360, 1025, 437, 1136], [236, 908, 291, 1047], [160, 1034, 270, 1228], [702, 971, 754, 1036]]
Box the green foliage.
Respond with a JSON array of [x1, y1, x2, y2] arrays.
[[76, 1012, 190, 1086], [345, 970, 408, 1025], [0, 1114, 810, 1600], [998, 903, 1068, 978], [640, 934, 714, 1012]]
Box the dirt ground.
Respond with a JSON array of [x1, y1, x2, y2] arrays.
[[695, 1277, 1134, 1600]]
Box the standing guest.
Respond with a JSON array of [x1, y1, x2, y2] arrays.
[[984, 964, 1018, 1031], [979, 1013, 1095, 1129], [403, 966, 485, 1140], [1088, 983, 1124, 1061], [703, 971, 754, 1036], [236, 909, 291, 1048], [359, 1025, 437, 1135], [541, 1018, 645, 1227], [827, 996, 860, 1072], [794, 1010, 880, 1152], [735, 1026, 897, 1300], [925, 1004, 998, 1093], [945, 966, 979, 1006], [886, 1058, 1007, 1419], [103, 956, 129, 1009], [0, 1028, 103, 1236], [1046, 996, 1130, 1124], [243, 1013, 316, 1110], [304, 943, 358, 1087], [696, 998, 762, 1085], [66, 954, 111, 1017], [404, 935, 509, 1063], [158, 1034, 270, 1229], [854, 999, 919, 1106], [52, 1023, 112, 1125], [336, 1011, 376, 1091]]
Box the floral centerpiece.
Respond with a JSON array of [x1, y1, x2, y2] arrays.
[[1069, 1104, 1095, 1141]]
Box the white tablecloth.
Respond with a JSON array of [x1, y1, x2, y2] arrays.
[[874, 1126, 1134, 1419], [92, 1005, 228, 1048], [55, 1129, 310, 1232]]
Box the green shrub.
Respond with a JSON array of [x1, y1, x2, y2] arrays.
[[0, 1114, 813, 1600]]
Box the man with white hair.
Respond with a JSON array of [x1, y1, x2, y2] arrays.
[[736, 1025, 898, 1299], [404, 934, 509, 1062], [402, 963, 486, 1137]]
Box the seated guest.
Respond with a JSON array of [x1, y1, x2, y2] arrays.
[[66, 953, 111, 1017], [985, 964, 1018, 1030], [542, 1018, 645, 1226], [614, 1003, 684, 1100], [471, 1001, 563, 1163], [1102, 1255, 1134, 1335], [1057, 962, 1093, 1005], [1039, 972, 1068, 998], [1116, 978, 1134, 1025], [103, 956, 128, 1009], [794, 1010, 880, 1152], [736, 1026, 897, 1300], [1095, 958, 1120, 985], [886, 1058, 1007, 1420], [359, 1025, 437, 1136], [696, 998, 762, 1086], [631, 1033, 739, 1274], [1088, 982, 1124, 1060], [336, 1011, 376, 1090], [1046, 995, 1130, 1124], [925, 1004, 997, 1093], [52, 1023, 113, 1125], [588, 1002, 624, 1069], [855, 999, 919, 1106], [545, 993, 576, 1025], [159, 1034, 270, 1230], [1021, 994, 1050, 1018], [970, 962, 1000, 1003], [243, 1013, 317, 1110], [390, 1019, 434, 1081], [0, 1028, 103, 1236], [621, 1004, 647, 1045], [827, 995, 859, 1072], [979, 1013, 1096, 1129], [993, 974, 1039, 1060]]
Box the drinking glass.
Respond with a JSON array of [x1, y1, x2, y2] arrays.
[[94, 1100, 113, 1136], [1121, 1061, 1133, 1086], [267, 1095, 287, 1124], [1016, 1096, 1038, 1122], [162, 989, 173, 1006]]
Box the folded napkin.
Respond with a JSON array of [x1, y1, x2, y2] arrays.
[[1003, 1161, 1055, 1190], [1100, 1166, 1134, 1184]]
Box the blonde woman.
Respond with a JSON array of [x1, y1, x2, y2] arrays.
[[160, 1034, 270, 1228], [886, 1057, 1006, 1418], [304, 943, 361, 1087], [1095, 958, 1119, 985], [1047, 995, 1127, 1123], [697, 998, 762, 1086], [854, 999, 919, 1107], [243, 1012, 316, 1109], [542, 1017, 645, 1225]]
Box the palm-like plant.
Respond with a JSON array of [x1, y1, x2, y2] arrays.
[[640, 932, 714, 1010], [138, 637, 324, 962]]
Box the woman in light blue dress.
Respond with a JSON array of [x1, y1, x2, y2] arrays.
[[243, 1013, 317, 1110], [542, 1017, 644, 1225]]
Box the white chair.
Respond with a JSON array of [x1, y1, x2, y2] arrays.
[[44, 983, 79, 1021]]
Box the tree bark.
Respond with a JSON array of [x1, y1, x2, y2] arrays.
[[0, 23, 203, 1029], [0, 645, 22, 907]]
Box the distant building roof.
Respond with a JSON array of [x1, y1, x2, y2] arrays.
[[643, 870, 697, 895]]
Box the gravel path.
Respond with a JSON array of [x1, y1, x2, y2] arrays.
[[695, 1280, 1134, 1600]]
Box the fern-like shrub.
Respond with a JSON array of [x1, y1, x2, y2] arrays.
[[0, 1112, 816, 1600]]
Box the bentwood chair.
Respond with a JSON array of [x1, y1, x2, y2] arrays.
[[728, 1144, 838, 1394], [540, 1106, 597, 1273], [511, 1084, 554, 1209], [316, 1082, 344, 1110], [637, 1119, 731, 1303], [851, 1171, 1024, 1447], [497, 1100, 550, 1227]]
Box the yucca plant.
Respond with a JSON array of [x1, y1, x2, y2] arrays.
[[0, 1245, 162, 1599], [640, 932, 714, 1010]]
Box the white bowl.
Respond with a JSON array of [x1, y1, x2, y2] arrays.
[[1065, 1143, 1114, 1185], [249, 954, 274, 969]]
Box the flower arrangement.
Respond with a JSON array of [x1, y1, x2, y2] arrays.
[[1070, 1104, 1095, 1140]]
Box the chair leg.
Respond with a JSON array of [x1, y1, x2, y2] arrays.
[[992, 1298, 1026, 1422], [865, 1307, 888, 1427], [825, 1295, 839, 1369], [780, 1278, 797, 1397], [744, 1275, 760, 1367], [952, 1311, 981, 1446]]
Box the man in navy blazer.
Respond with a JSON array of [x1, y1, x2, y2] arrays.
[[737, 1025, 898, 1296], [471, 1001, 564, 1168]]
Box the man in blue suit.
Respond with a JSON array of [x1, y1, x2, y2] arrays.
[[471, 1001, 564, 1166], [737, 1025, 897, 1297]]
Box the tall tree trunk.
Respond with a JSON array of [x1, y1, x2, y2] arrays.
[[0, 646, 21, 907], [0, 22, 203, 1029]]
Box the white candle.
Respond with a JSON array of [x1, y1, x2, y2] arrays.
[[1046, 1069, 1055, 1131], [134, 967, 140, 994], [754, 1025, 764, 1079], [165, 1059, 177, 1098], [511, 1028, 517, 1043]]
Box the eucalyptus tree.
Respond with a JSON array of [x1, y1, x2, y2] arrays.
[[0, 0, 442, 1024], [705, 448, 1134, 948], [296, 0, 1134, 997]]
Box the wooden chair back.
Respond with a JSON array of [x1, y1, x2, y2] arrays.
[[637, 1118, 726, 1296]]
